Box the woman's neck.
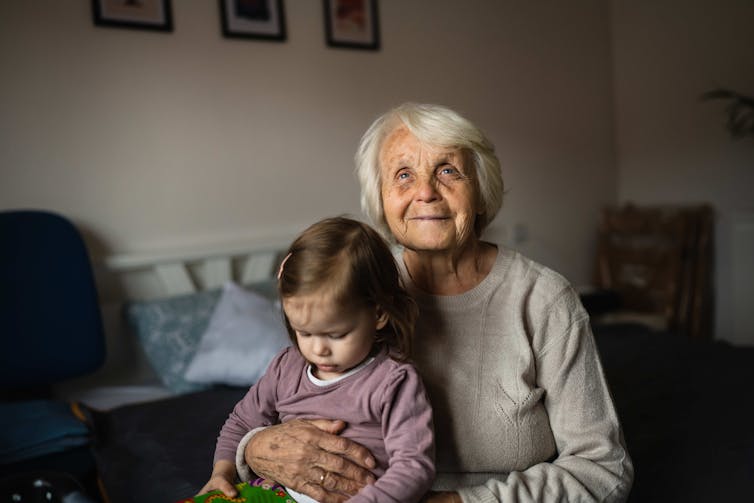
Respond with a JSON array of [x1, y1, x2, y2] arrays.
[[402, 240, 497, 295]]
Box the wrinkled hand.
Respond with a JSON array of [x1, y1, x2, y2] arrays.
[[245, 418, 377, 503], [422, 491, 463, 503]]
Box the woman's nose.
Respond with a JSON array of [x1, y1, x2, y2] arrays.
[[415, 174, 441, 202]]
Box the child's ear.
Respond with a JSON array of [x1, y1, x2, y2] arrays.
[[375, 306, 389, 330]]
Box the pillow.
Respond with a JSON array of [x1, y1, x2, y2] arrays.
[[125, 280, 279, 394], [183, 281, 290, 387], [126, 289, 220, 394]]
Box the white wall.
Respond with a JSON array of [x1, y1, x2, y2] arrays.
[[611, 0, 754, 345], [0, 0, 616, 293]]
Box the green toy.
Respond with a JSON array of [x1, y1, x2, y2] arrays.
[[176, 480, 296, 503]]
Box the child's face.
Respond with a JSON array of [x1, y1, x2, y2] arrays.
[[282, 291, 388, 380]]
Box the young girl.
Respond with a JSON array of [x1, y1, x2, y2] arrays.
[[199, 217, 435, 503]]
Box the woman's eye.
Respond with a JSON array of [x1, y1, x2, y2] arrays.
[[439, 165, 457, 175]]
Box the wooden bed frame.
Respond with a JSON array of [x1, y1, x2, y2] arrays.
[[58, 235, 292, 407], [103, 235, 291, 299]]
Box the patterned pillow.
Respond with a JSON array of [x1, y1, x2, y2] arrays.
[[125, 280, 280, 394], [126, 289, 220, 394]]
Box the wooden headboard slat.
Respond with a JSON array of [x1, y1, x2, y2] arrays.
[[102, 234, 293, 300], [240, 251, 279, 285], [204, 257, 232, 290], [154, 263, 196, 296]]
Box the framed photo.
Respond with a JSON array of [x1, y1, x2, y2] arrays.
[[324, 0, 379, 50], [219, 0, 287, 41], [92, 0, 173, 32]]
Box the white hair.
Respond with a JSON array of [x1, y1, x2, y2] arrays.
[[355, 103, 504, 240]]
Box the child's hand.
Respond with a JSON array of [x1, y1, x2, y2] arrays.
[[198, 474, 237, 497], [199, 460, 238, 496]]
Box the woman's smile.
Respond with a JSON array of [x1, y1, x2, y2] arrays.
[[379, 127, 480, 253]]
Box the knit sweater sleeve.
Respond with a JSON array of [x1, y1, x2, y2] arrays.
[[213, 347, 288, 465], [458, 287, 633, 503], [349, 365, 436, 503]]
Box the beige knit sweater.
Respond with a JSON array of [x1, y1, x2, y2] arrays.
[[398, 245, 633, 502], [236, 246, 633, 502]]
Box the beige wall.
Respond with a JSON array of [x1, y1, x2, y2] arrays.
[[611, 0, 754, 344], [0, 0, 616, 289], [4, 1, 750, 345]]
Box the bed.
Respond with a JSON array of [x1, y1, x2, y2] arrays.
[[77, 243, 754, 503]]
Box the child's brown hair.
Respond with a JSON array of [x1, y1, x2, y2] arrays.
[[277, 216, 417, 361]]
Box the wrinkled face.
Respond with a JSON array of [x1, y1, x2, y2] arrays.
[[283, 291, 388, 380], [379, 127, 480, 252]]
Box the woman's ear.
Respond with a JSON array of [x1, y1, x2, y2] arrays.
[[375, 306, 389, 330]]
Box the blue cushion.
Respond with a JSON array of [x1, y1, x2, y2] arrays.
[[0, 400, 89, 464]]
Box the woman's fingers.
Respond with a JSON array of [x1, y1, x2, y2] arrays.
[[308, 419, 377, 471], [315, 465, 372, 497], [246, 419, 376, 499], [312, 447, 376, 488]]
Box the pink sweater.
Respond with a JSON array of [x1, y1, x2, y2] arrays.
[[214, 346, 435, 503]]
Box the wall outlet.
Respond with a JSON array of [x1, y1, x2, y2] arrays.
[[513, 223, 529, 244]]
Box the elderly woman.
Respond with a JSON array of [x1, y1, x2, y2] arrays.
[[235, 103, 633, 502]]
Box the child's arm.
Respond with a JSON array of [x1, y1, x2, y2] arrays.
[[213, 350, 290, 463], [198, 459, 238, 497], [352, 365, 436, 503], [208, 348, 292, 492]]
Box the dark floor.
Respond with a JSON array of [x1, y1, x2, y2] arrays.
[[0, 446, 104, 502]]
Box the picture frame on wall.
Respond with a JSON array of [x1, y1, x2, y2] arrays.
[[219, 0, 287, 41], [92, 0, 173, 32], [324, 0, 379, 50]]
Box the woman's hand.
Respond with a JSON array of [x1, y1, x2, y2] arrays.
[[198, 460, 237, 497], [245, 418, 377, 503], [422, 491, 463, 503]]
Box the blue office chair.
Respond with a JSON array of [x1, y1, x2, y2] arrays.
[[0, 210, 105, 392], [0, 210, 105, 500]]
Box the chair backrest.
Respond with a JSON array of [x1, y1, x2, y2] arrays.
[[0, 210, 105, 390], [595, 204, 714, 339]]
